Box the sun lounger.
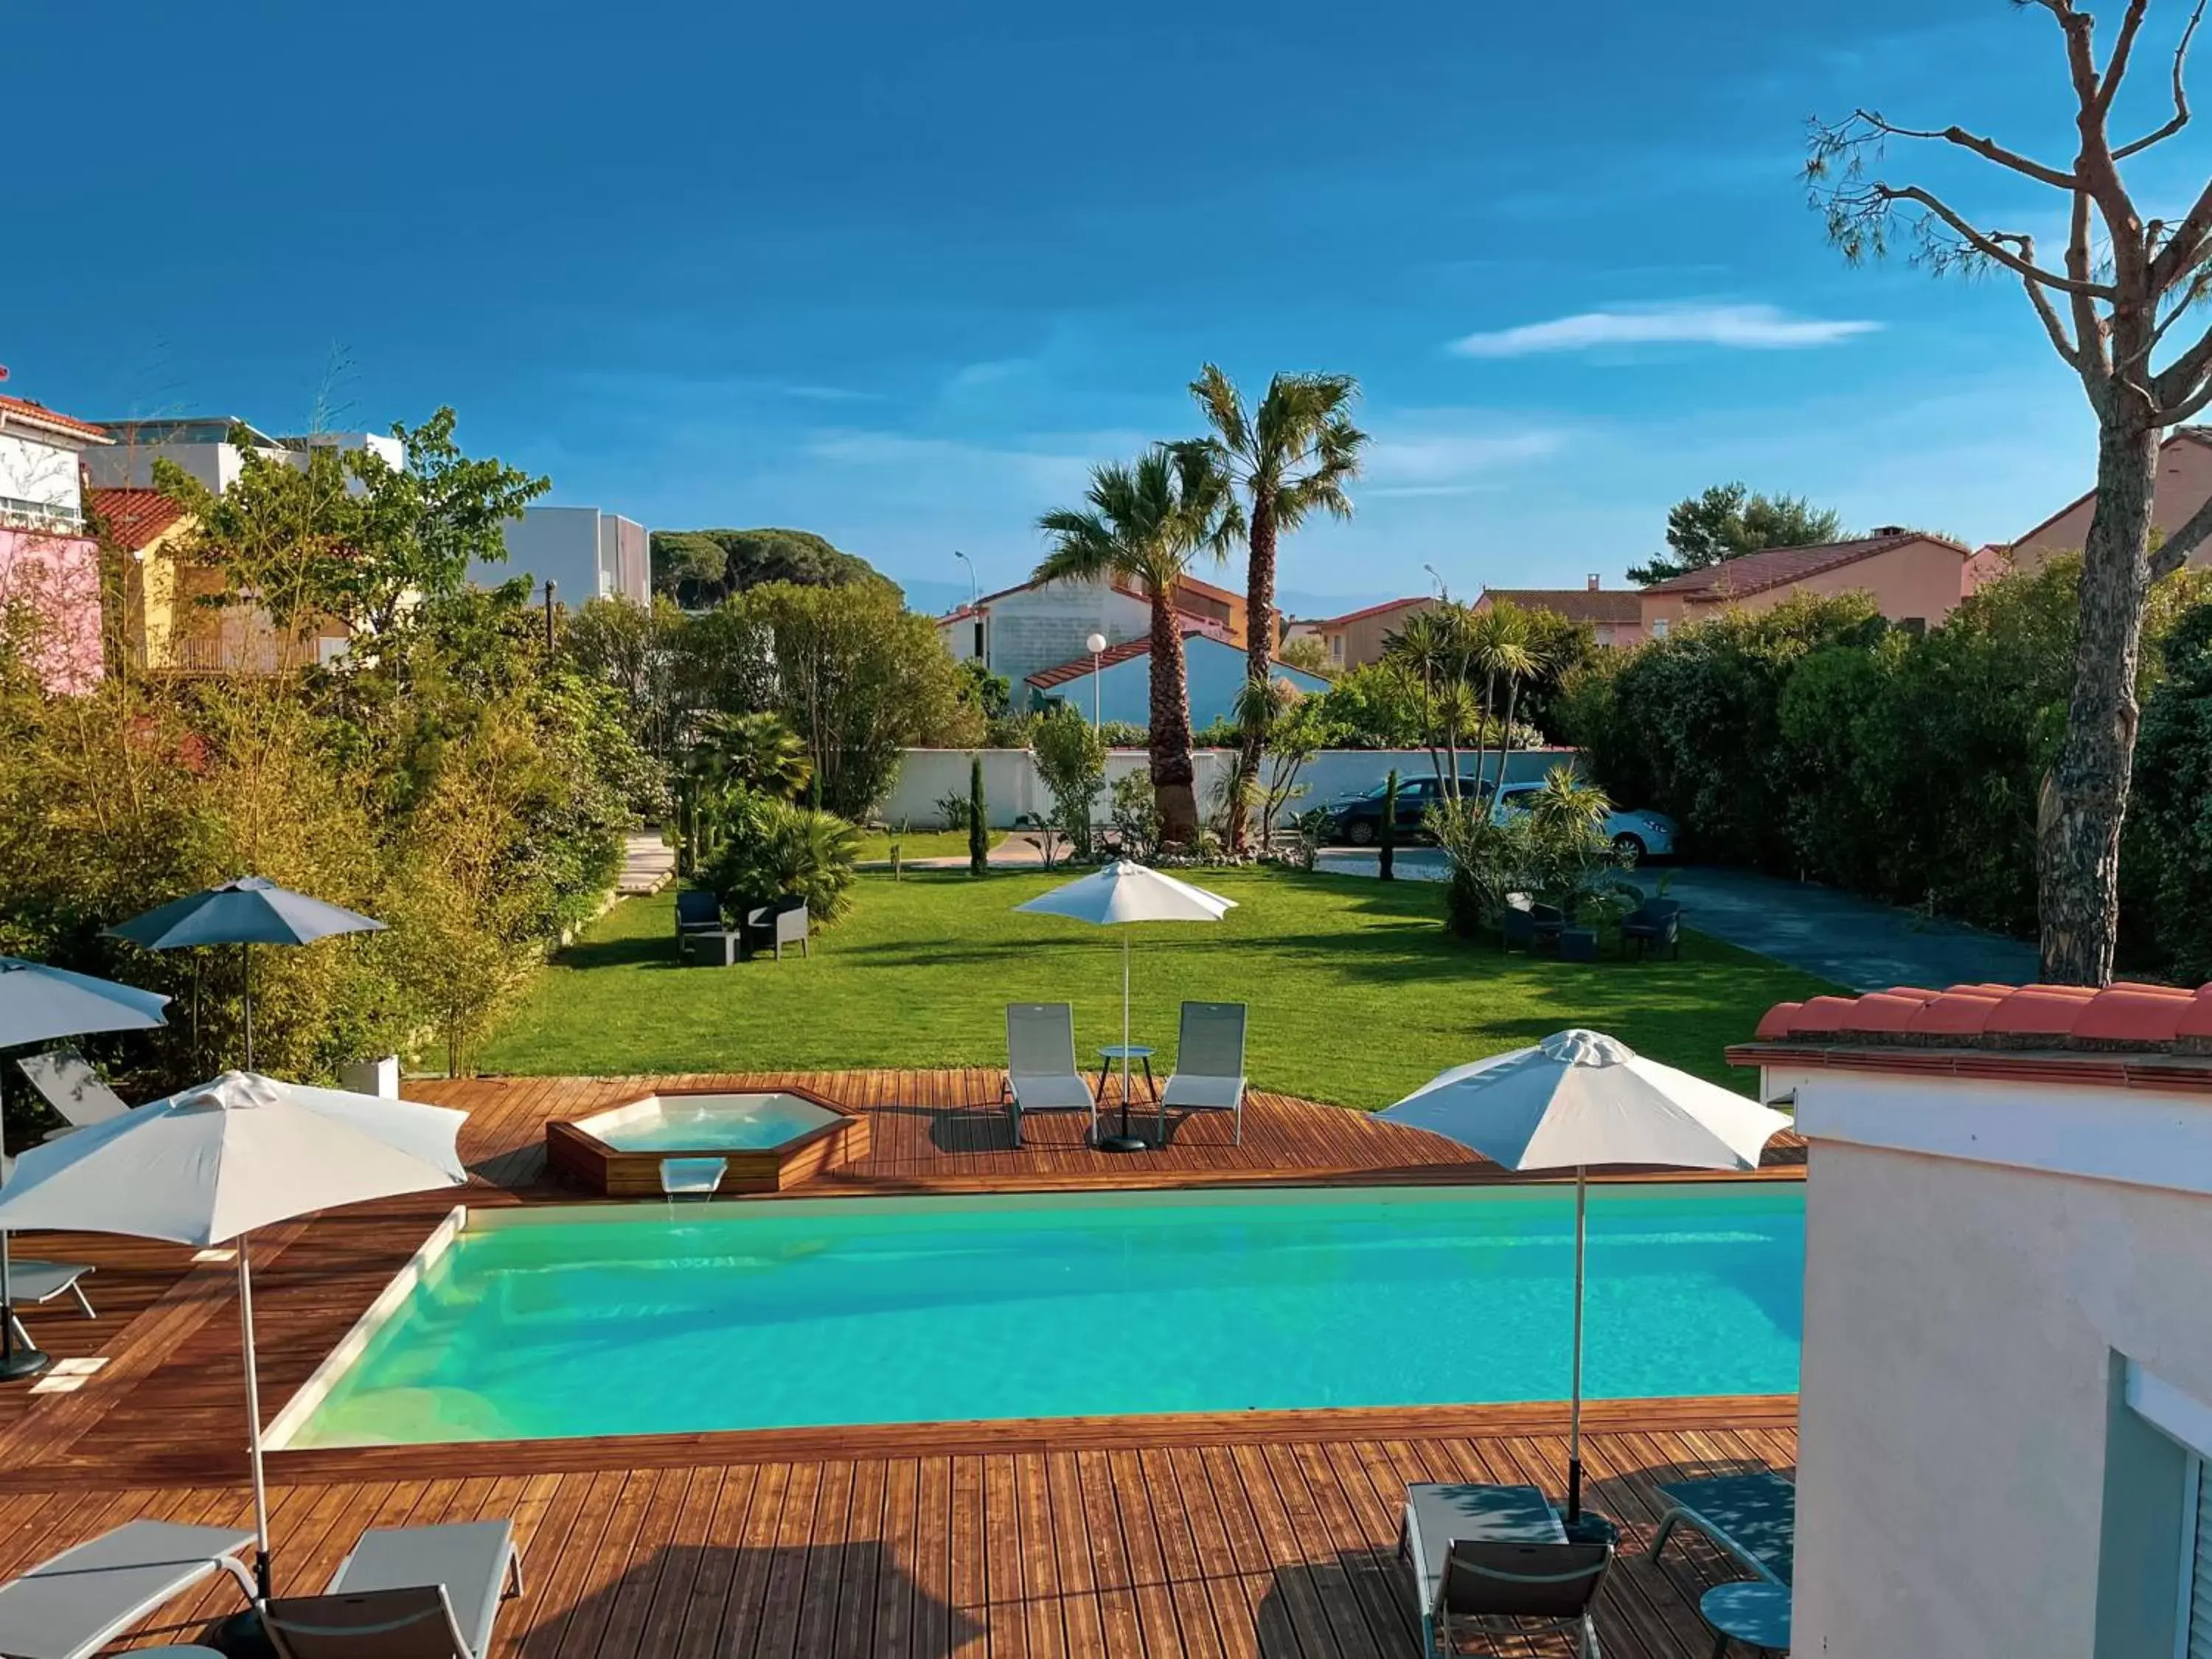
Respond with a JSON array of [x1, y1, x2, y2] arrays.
[[1399, 1482, 1610, 1658], [4, 1259, 98, 1347], [264, 1519, 524, 1659], [1650, 1470, 1795, 1586], [17, 1049, 130, 1137], [1003, 1003, 1098, 1147], [0, 1519, 256, 1659], [1157, 1001, 1247, 1144]]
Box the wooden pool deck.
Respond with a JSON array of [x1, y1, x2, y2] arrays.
[[0, 1071, 1803, 1657]]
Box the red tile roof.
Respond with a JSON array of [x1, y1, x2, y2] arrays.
[[1638, 531, 1972, 601], [1303, 595, 1433, 630], [1746, 981, 2212, 1050], [86, 487, 188, 549], [1024, 630, 1202, 689], [1478, 587, 1644, 625], [2010, 426, 2212, 554], [0, 394, 114, 444], [1023, 628, 1317, 690]]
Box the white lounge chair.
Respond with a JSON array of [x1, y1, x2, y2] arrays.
[[1004, 1003, 1099, 1147], [0, 1519, 257, 1659], [18, 1050, 131, 1139], [264, 1519, 524, 1659], [1158, 1001, 1247, 1144]]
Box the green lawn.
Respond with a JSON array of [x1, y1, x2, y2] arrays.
[[483, 869, 1837, 1105], [853, 828, 1002, 862]]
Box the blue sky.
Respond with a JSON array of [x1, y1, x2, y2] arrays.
[[9, 0, 2207, 612]]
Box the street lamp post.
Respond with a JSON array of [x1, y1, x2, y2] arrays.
[[1085, 632, 1107, 730]]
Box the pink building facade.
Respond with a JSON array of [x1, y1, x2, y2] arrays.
[[1638, 529, 1978, 638], [0, 394, 112, 694]]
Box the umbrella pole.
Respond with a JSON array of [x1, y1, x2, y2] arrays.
[[237, 1236, 272, 1599], [242, 943, 254, 1074], [1122, 931, 1132, 1138], [1568, 1164, 1587, 1524]]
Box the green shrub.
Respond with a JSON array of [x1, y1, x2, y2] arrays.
[[1031, 706, 1107, 860], [700, 790, 861, 925]]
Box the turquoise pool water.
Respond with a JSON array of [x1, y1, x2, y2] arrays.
[[278, 1183, 1804, 1448]]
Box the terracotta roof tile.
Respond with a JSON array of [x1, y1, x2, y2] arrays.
[[0, 394, 113, 443], [1023, 628, 1316, 691], [1306, 595, 1435, 630], [86, 487, 187, 550], [1748, 981, 2212, 1052], [1638, 532, 1971, 601]]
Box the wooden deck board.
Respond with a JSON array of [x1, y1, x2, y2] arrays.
[[0, 1070, 1799, 1658]]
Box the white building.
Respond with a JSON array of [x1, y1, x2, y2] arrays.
[[84, 418, 403, 493], [0, 394, 111, 692], [474, 506, 650, 607], [1739, 981, 2212, 1659], [1024, 627, 1329, 728], [936, 570, 1253, 703]]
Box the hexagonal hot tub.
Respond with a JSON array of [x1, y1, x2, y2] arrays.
[[546, 1086, 870, 1196]]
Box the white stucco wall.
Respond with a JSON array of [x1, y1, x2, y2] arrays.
[[877, 745, 1583, 829], [481, 506, 604, 602], [973, 579, 1152, 689], [1791, 1071, 2212, 1658], [0, 431, 82, 512]]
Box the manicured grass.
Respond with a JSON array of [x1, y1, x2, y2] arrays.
[[482, 868, 1838, 1105], [853, 828, 1002, 862]]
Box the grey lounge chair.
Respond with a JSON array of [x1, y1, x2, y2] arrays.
[[0, 1519, 256, 1659], [1650, 1470, 1795, 1586], [264, 1519, 524, 1659], [742, 894, 810, 960], [1004, 1003, 1097, 1147], [1158, 1001, 1247, 1144], [4, 1259, 98, 1348], [1399, 1483, 1609, 1658], [1621, 899, 1683, 961], [17, 1049, 130, 1137]]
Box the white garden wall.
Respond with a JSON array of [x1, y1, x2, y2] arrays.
[[877, 747, 1583, 830]]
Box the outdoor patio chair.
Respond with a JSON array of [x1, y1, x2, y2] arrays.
[[742, 894, 810, 960], [17, 1048, 130, 1137], [1650, 1470, 1795, 1586], [674, 888, 723, 936], [1158, 1001, 1247, 1144], [0, 1518, 257, 1659], [1003, 1003, 1098, 1147], [1621, 899, 1683, 962], [264, 1518, 524, 1659], [1399, 1482, 1610, 1658], [1499, 895, 1538, 953]]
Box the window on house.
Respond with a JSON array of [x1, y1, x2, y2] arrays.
[[973, 620, 985, 660], [2183, 1455, 2212, 1658], [1329, 634, 1344, 663], [1651, 618, 1670, 639]]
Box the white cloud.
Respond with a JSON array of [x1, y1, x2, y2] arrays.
[[1365, 428, 1565, 486], [1448, 303, 1882, 358], [801, 427, 1148, 501]]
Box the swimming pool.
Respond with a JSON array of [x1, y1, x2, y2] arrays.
[[268, 1183, 1803, 1450]]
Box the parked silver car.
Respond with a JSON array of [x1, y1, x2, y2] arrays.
[[1489, 781, 1677, 861]]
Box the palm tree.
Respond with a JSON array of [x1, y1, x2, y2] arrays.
[[1180, 364, 1367, 848], [1383, 603, 1475, 797], [1463, 602, 1542, 803], [1037, 448, 1241, 844]]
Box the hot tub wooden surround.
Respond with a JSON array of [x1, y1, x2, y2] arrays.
[[545, 1084, 871, 1195]]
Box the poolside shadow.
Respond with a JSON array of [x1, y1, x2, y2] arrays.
[[532, 1538, 985, 1658], [1255, 1544, 1419, 1655]]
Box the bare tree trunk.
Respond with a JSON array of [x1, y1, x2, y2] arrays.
[[1232, 498, 1279, 854], [2037, 408, 2161, 984], [1149, 597, 1199, 845]]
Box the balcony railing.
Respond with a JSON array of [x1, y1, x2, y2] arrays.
[[0, 497, 86, 535]]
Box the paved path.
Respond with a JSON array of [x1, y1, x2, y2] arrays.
[[1315, 849, 2037, 992], [616, 831, 675, 895]]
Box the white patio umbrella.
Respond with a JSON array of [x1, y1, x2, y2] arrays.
[[1380, 1029, 1790, 1523], [0, 958, 170, 1381], [1015, 860, 1235, 1152], [0, 1070, 467, 1598]]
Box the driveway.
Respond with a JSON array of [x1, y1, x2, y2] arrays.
[[1313, 849, 2037, 992]]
